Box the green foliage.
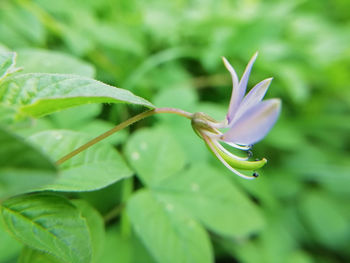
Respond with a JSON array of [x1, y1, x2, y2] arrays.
[[0, 73, 154, 119], [100, 225, 155, 263], [0, 127, 57, 199], [0, 52, 17, 81], [127, 189, 213, 263], [125, 127, 186, 186], [1, 0, 349, 262], [72, 200, 105, 262], [29, 130, 133, 191], [154, 164, 265, 238], [1, 193, 92, 263], [0, 217, 22, 262], [16, 49, 96, 77], [18, 247, 63, 263]]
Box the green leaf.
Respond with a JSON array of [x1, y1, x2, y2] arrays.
[[16, 49, 95, 78], [72, 200, 105, 262], [124, 127, 186, 187], [0, 127, 57, 199], [154, 164, 265, 238], [50, 104, 102, 129], [1, 193, 92, 263], [0, 43, 10, 53], [77, 119, 128, 145], [0, 5, 45, 47], [0, 52, 16, 81], [0, 73, 154, 118], [0, 217, 22, 263], [100, 225, 155, 263], [29, 130, 133, 191], [0, 104, 17, 125], [300, 191, 349, 250], [153, 87, 198, 120], [18, 247, 63, 263], [17, 201, 105, 263], [127, 189, 213, 263]]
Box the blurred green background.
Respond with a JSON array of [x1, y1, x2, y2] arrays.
[[0, 0, 349, 262]]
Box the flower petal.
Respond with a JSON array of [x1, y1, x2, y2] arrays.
[[230, 77, 273, 125], [222, 99, 281, 145], [226, 52, 258, 123], [222, 56, 239, 88]]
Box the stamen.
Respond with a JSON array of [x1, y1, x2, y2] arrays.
[[208, 133, 251, 150], [206, 119, 228, 129], [201, 132, 257, 180], [219, 139, 252, 151], [201, 130, 222, 139], [213, 140, 249, 161], [248, 150, 253, 158]]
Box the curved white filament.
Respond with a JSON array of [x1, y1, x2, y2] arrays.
[[201, 132, 256, 180], [212, 140, 249, 161]]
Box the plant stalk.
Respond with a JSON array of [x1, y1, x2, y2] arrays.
[[56, 107, 192, 165]]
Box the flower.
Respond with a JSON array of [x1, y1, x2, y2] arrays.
[[191, 52, 281, 179]]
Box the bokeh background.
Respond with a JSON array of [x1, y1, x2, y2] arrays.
[[1, 0, 349, 262]]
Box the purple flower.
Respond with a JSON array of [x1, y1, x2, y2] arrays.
[[192, 53, 281, 179]]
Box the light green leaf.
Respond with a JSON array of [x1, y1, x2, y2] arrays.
[[1, 193, 92, 263], [0, 104, 18, 125], [50, 104, 102, 129], [16, 49, 95, 78], [127, 189, 213, 263], [18, 247, 63, 263], [29, 130, 133, 191], [0, 44, 10, 53], [155, 164, 265, 238], [77, 119, 128, 145], [0, 52, 17, 81], [0, 73, 154, 118], [72, 200, 105, 262], [124, 127, 186, 186], [153, 87, 198, 120], [0, 5, 45, 47], [0, 127, 57, 199]]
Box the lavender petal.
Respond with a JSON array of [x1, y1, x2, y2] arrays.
[[226, 52, 258, 124], [230, 77, 272, 125], [222, 99, 281, 145]]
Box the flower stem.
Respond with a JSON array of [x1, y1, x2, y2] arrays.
[[120, 178, 133, 238], [55, 107, 192, 165]]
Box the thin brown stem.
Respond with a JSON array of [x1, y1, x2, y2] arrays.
[[55, 107, 192, 165]]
